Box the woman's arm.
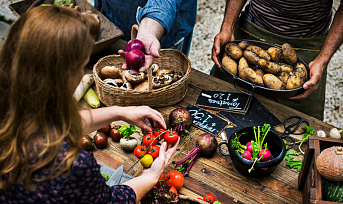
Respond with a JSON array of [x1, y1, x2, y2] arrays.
[[79, 106, 166, 135]]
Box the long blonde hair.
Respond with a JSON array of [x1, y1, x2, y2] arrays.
[[0, 6, 100, 190]]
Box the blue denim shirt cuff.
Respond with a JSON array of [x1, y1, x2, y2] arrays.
[[137, 5, 176, 33]]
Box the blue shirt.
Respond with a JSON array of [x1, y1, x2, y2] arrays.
[[96, 0, 197, 51]]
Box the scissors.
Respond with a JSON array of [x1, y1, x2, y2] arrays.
[[281, 116, 309, 150], [282, 116, 309, 136]]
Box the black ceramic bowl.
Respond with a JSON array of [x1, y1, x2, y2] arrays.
[[219, 127, 294, 178], [218, 39, 310, 98]]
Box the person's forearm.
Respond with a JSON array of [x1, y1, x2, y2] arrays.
[[122, 172, 159, 202], [314, 5, 343, 66], [79, 106, 123, 135], [221, 0, 247, 32], [137, 17, 165, 41]]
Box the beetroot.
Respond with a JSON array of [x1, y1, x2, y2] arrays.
[[169, 108, 193, 137], [126, 39, 145, 53], [126, 49, 145, 70], [259, 149, 271, 161]]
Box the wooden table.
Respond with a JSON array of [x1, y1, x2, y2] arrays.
[[85, 67, 337, 204]]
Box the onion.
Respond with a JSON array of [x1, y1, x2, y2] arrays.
[[126, 39, 145, 53], [126, 49, 145, 70], [169, 108, 193, 136]]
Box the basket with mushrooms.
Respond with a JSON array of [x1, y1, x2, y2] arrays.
[[93, 49, 191, 107]]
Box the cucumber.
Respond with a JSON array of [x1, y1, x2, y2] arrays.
[[82, 87, 100, 108]]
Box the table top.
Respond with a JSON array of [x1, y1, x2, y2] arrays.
[[84, 67, 336, 204]]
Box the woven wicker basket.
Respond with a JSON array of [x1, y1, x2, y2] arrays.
[[93, 49, 191, 107]]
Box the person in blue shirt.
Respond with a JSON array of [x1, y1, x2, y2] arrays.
[[95, 0, 197, 73]]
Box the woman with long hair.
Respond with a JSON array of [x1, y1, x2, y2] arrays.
[[0, 6, 177, 203]]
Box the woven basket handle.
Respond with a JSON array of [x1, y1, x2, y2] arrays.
[[131, 24, 139, 40], [28, 0, 45, 10]]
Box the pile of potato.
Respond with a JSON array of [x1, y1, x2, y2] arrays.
[[222, 41, 308, 90]]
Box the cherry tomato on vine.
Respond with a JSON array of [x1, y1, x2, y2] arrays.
[[169, 186, 178, 195], [156, 172, 166, 188], [153, 128, 166, 140], [140, 154, 153, 168], [142, 134, 157, 147], [134, 145, 147, 159], [166, 170, 184, 190], [98, 124, 111, 136], [147, 145, 160, 159], [164, 130, 179, 145], [203, 194, 216, 203]]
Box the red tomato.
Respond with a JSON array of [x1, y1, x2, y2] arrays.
[[203, 194, 216, 203], [134, 145, 147, 159], [164, 130, 179, 145], [98, 124, 111, 136], [94, 132, 108, 149], [147, 146, 160, 160], [169, 186, 178, 195], [156, 172, 165, 188], [110, 126, 123, 142], [153, 128, 166, 140], [166, 170, 184, 190], [142, 134, 157, 147]]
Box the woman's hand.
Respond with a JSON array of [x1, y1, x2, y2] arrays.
[[142, 139, 180, 181], [117, 106, 166, 133]]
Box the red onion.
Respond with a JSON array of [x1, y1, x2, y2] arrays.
[[126, 49, 145, 70], [126, 39, 145, 53]]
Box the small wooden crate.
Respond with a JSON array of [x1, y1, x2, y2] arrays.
[[9, 0, 123, 54], [298, 136, 343, 204]]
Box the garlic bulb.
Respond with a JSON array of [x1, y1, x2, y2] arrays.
[[329, 128, 341, 139], [316, 130, 326, 138]]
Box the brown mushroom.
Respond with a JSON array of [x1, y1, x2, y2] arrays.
[[123, 70, 145, 84], [103, 78, 123, 87], [156, 68, 174, 76], [152, 75, 173, 89], [151, 64, 159, 74], [100, 66, 120, 80], [134, 80, 149, 92], [169, 70, 184, 82]]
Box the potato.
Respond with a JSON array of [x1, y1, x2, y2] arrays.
[[238, 57, 249, 77], [258, 60, 281, 74], [279, 63, 293, 73], [238, 41, 250, 50], [240, 67, 264, 87], [255, 69, 264, 78], [277, 72, 290, 84], [222, 55, 238, 75], [282, 43, 298, 65], [286, 75, 304, 90], [243, 50, 261, 66], [267, 47, 282, 62], [246, 45, 271, 61], [225, 43, 243, 60], [263, 74, 285, 90], [293, 62, 308, 80]]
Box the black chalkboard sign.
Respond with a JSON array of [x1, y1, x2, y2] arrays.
[[219, 97, 282, 137], [186, 105, 228, 136], [195, 90, 252, 114]]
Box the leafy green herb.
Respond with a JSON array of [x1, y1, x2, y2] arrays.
[[283, 125, 313, 171], [102, 174, 110, 181], [118, 124, 140, 139]]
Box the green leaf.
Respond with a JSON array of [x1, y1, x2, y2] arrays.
[[286, 160, 302, 171]]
